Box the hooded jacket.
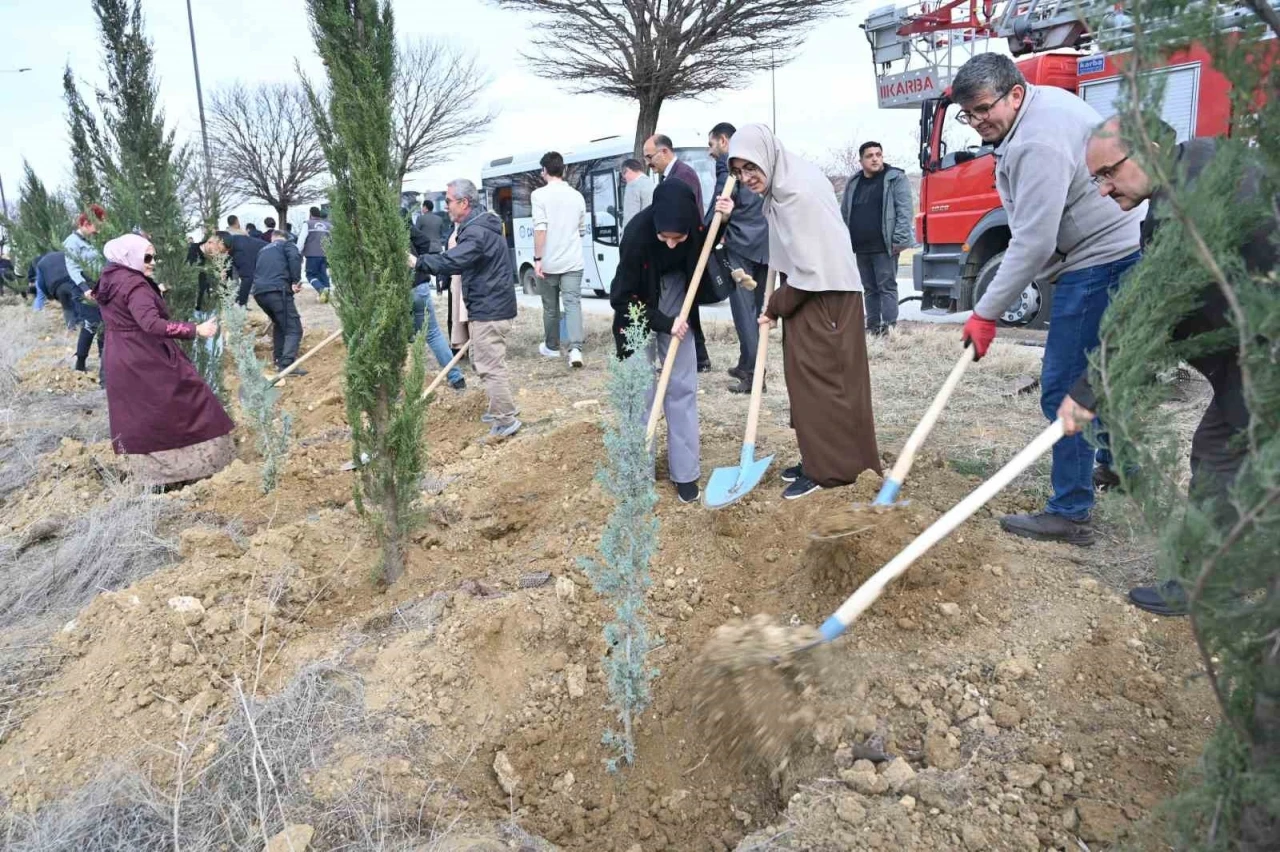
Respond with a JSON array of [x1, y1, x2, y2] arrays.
[[839, 165, 914, 254], [415, 209, 516, 322]]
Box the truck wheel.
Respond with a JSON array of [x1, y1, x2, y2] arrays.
[[972, 251, 1051, 330], [519, 265, 538, 295]]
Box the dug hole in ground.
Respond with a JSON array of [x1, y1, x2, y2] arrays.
[[0, 293, 1219, 851]]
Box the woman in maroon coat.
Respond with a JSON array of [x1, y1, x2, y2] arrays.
[[97, 234, 235, 486]]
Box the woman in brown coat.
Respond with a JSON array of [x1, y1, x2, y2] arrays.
[[718, 124, 880, 499]]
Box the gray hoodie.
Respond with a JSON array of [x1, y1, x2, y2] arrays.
[[975, 84, 1144, 319]]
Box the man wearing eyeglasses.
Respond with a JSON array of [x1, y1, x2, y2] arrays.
[[951, 53, 1145, 547], [1057, 116, 1276, 615]]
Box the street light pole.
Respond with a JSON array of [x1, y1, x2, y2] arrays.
[[185, 0, 215, 219], [771, 48, 777, 133]]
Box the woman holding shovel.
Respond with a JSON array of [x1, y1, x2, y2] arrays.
[[611, 180, 708, 504], [718, 124, 881, 500]]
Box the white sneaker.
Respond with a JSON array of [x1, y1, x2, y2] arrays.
[[538, 343, 560, 359], [569, 348, 583, 368]]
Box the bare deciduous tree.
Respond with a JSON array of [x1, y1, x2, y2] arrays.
[[208, 82, 328, 226], [392, 38, 496, 188], [492, 0, 844, 154]]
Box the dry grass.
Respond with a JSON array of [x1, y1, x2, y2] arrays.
[[0, 306, 42, 403], [0, 482, 182, 630]]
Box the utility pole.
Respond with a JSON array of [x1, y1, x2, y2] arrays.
[[771, 48, 777, 133], [0, 171, 8, 252], [185, 0, 215, 220]]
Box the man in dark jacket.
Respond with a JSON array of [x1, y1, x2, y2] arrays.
[[708, 122, 770, 393], [1060, 120, 1276, 616], [840, 141, 914, 335], [36, 251, 82, 331], [251, 230, 305, 372], [408, 211, 465, 391], [412, 179, 519, 438], [413, 199, 448, 292], [301, 207, 332, 303], [261, 217, 279, 242], [644, 132, 711, 371], [228, 225, 266, 308]]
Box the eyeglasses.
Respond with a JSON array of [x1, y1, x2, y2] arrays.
[[1091, 156, 1130, 185], [730, 162, 763, 180], [445, 196, 460, 206], [144, 254, 155, 264], [955, 89, 1013, 125]]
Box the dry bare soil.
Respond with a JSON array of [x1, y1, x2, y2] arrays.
[[0, 296, 1218, 851]]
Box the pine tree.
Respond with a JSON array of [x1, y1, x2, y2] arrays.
[[1087, 3, 1279, 847], [62, 65, 104, 214], [579, 309, 659, 769], [224, 304, 292, 493], [304, 0, 427, 583], [1, 164, 69, 271]]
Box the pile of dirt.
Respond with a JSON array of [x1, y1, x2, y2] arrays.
[[0, 319, 1216, 851]]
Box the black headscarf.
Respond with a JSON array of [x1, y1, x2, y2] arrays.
[[650, 180, 699, 273]]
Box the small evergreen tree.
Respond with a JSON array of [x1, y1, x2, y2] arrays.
[[578, 308, 659, 769], [1088, 3, 1279, 847], [1, 164, 69, 270], [62, 64, 104, 215], [304, 0, 427, 584], [224, 304, 291, 493]]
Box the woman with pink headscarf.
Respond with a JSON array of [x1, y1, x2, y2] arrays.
[[96, 233, 235, 487]]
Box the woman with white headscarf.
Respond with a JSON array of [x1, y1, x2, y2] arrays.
[[718, 124, 881, 499], [96, 233, 235, 487]]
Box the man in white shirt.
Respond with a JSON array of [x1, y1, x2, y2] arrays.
[[532, 151, 588, 367], [620, 158, 653, 231]]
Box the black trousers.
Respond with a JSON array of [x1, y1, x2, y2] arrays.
[[254, 290, 303, 368], [236, 277, 253, 307], [689, 304, 709, 367], [1187, 349, 1249, 515]]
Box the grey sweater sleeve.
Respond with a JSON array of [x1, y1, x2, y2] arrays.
[[974, 142, 1073, 319]]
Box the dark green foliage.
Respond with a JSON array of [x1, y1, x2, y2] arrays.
[[304, 0, 426, 583], [578, 309, 659, 769], [1, 164, 69, 270], [63, 64, 103, 215], [1088, 4, 1279, 847]]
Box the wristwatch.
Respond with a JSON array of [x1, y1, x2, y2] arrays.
[[534, 256, 542, 261]]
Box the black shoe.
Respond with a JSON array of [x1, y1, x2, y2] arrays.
[[281, 366, 308, 377], [697, 361, 712, 373], [782, 475, 822, 500], [999, 511, 1095, 546], [728, 375, 763, 394], [1128, 580, 1188, 616], [73, 362, 87, 373], [450, 378, 467, 391], [781, 463, 803, 483], [676, 480, 700, 504], [1094, 465, 1123, 492], [867, 325, 885, 337], [727, 366, 747, 381]]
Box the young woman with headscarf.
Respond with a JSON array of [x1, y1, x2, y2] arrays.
[[95, 233, 235, 487], [610, 180, 707, 504], [717, 123, 881, 500]]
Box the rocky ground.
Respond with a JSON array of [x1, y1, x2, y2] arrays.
[[0, 293, 1216, 851]]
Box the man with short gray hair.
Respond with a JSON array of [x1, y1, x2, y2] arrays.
[[412, 178, 521, 439], [952, 52, 1144, 546]]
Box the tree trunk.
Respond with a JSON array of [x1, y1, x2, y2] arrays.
[[1240, 575, 1280, 850], [275, 205, 288, 233], [373, 385, 404, 585], [633, 94, 664, 159]]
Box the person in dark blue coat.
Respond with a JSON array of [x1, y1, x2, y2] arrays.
[[251, 230, 305, 373]]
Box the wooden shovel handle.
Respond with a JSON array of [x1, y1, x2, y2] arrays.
[[645, 176, 737, 445], [741, 267, 779, 448], [421, 340, 472, 400], [886, 347, 975, 483], [266, 328, 343, 387]]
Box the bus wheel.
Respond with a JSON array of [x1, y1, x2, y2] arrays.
[[593, 288, 606, 298], [519, 265, 538, 295], [973, 251, 1050, 330]]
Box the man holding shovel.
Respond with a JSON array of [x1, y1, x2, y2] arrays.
[[1059, 118, 1275, 616], [953, 53, 1144, 546]]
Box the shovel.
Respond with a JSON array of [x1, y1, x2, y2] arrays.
[[265, 328, 343, 387], [811, 346, 976, 540], [694, 419, 1066, 761], [645, 176, 737, 448], [704, 268, 778, 509], [420, 340, 472, 401]]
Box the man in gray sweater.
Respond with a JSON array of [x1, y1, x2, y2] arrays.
[[954, 54, 1144, 546]]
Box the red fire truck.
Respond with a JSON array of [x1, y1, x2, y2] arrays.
[[862, 0, 1271, 328]]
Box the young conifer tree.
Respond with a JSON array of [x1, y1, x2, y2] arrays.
[[304, 0, 426, 583], [2, 164, 68, 269], [1087, 2, 1279, 846], [224, 304, 292, 493], [579, 308, 659, 769]]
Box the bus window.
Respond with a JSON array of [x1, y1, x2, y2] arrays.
[[675, 148, 718, 212], [491, 186, 515, 248], [590, 171, 620, 246]]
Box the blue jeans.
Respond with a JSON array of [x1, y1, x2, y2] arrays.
[[413, 283, 463, 386], [305, 256, 330, 292], [1041, 251, 1141, 519]]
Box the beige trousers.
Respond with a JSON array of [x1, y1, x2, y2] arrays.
[[470, 319, 517, 427]]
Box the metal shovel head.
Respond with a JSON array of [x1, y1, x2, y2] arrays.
[[340, 452, 372, 472], [238, 383, 280, 407], [704, 447, 774, 509]]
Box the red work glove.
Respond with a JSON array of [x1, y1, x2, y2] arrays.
[[961, 313, 997, 360]]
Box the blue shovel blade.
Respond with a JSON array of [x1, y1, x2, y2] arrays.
[[704, 448, 774, 509]]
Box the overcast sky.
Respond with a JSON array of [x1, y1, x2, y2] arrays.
[[0, 0, 921, 227]]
